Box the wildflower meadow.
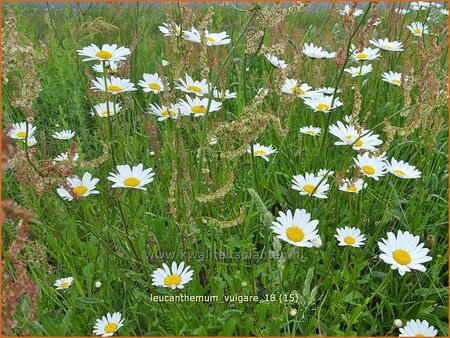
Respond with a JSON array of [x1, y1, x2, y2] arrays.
[[1, 1, 449, 336]]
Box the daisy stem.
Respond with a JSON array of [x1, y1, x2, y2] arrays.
[[101, 60, 116, 166], [116, 195, 152, 280], [249, 142, 260, 194], [345, 269, 393, 334]]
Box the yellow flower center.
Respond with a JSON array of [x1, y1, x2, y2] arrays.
[[316, 103, 330, 111], [415, 335, 425, 337], [355, 70, 361, 75], [123, 177, 141, 187], [164, 274, 182, 286], [392, 79, 401, 85], [161, 109, 176, 117], [345, 135, 353, 140], [16, 131, 27, 138], [354, 138, 363, 147], [107, 85, 122, 92], [303, 184, 316, 194], [60, 281, 70, 288], [149, 83, 161, 91], [347, 185, 358, 192], [73, 185, 88, 196], [393, 169, 406, 177], [344, 236, 355, 244], [291, 86, 305, 95], [101, 111, 110, 117], [356, 53, 368, 60], [206, 36, 215, 43], [362, 165, 375, 175], [414, 28, 421, 34], [104, 323, 118, 333], [392, 249, 411, 265], [95, 50, 113, 59], [187, 85, 203, 93], [286, 226, 305, 242], [254, 149, 267, 156], [306, 130, 315, 135], [191, 105, 207, 114], [386, 43, 392, 49]]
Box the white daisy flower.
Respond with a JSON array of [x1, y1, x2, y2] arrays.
[[344, 64, 373, 77], [281, 78, 312, 96], [54, 277, 74, 290], [182, 28, 230, 46], [182, 27, 202, 43], [339, 4, 363, 16], [159, 22, 182, 37], [338, 178, 366, 193], [411, 1, 432, 11], [91, 76, 137, 94], [204, 30, 231, 46], [378, 230, 432, 276], [329, 121, 383, 151], [399, 319, 438, 337], [176, 74, 210, 96], [385, 158, 422, 179], [291, 172, 330, 199], [92, 60, 120, 73], [265, 54, 288, 69], [93, 312, 124, 337], [77, 44, 131, 62], [53, 152, 79, 162], [56, 172, 100, 201], [213, 89, 237, 100], [354, 153, 387, 180], [302, 43, 336, 59], [176, 95, 221, 117], [151, 261, 194, 289], [369, 38, 404, 52], [335, 226, 366, 247], [395, 8, 410, 15], [247, 143, 277, 161], [303, 93, 343, 113], [138, 73, 164, 94], [382, 71, 402, 86], [352, 47, 381, 61], [91, 101, 122, 118], [316, 87, 342, 95], [299, 126, 321, 136], [7, 122, 36, 140], [407, 22, 429, 36], [440, 9, 449, 15], [52, 130, 76, 140], [91, 102, 122, 118], [147, 103, 179, 121], [317, 169, 334, 177], [107, 164, 155, 191], [271, 209, 319, 247]]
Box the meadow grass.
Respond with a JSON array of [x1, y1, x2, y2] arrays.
[[1, 2, 448, 336]]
